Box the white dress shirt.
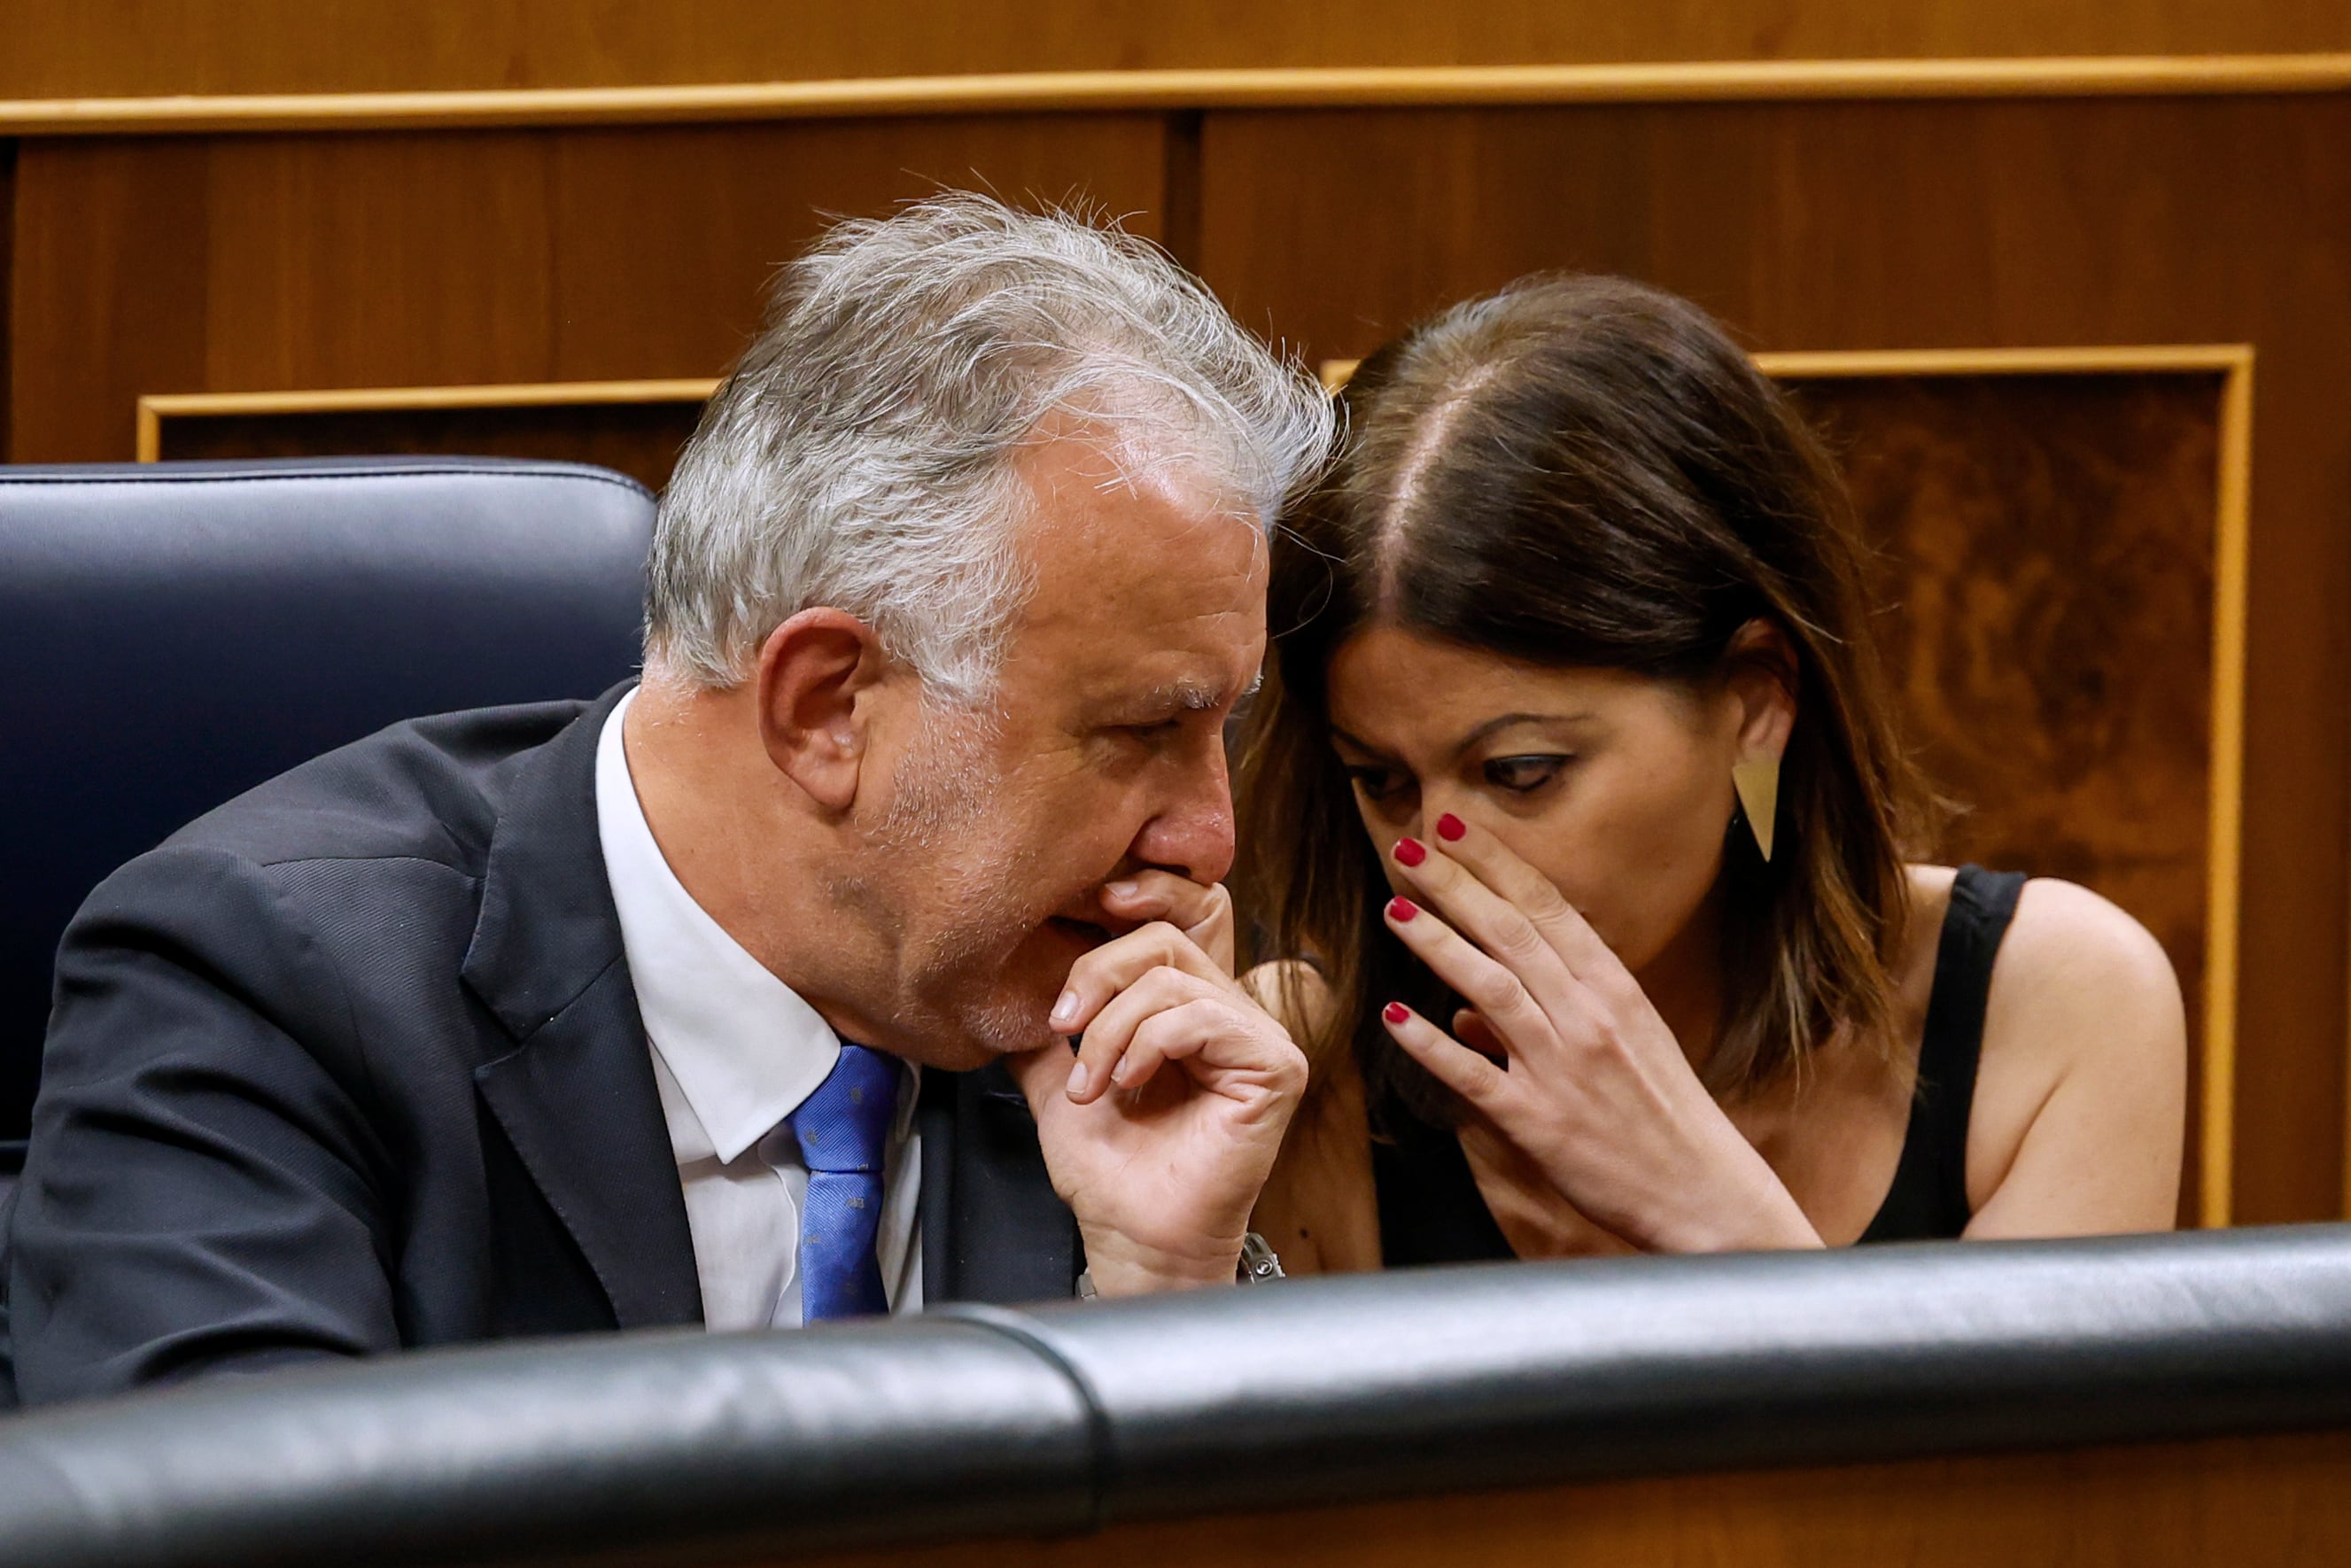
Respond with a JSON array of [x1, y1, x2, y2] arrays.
[[595, 688, 922, 1330]]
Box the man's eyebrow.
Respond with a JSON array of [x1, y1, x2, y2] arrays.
[[1095, 677, 1240, 720]]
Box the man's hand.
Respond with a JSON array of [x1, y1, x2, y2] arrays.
[[1006, 874, 1304, 1297]]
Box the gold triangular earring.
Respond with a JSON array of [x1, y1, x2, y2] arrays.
[[1732, 757, 1781, 862]]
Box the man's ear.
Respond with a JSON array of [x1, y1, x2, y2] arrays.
[[752, 609, 893, 813], [1722, 617, 1799, 764]]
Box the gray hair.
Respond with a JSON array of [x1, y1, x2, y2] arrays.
[[645, 193, 1338, 702]]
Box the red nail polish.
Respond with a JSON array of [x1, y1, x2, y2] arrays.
[[1436, 812, 1466, 842], [1393, 836, 1426, 867], [1388, 897, 1418, 922], [1383, 1001, 1409, 1025]]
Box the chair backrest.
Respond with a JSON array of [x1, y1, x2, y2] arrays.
[[0, 457, 657, 1145]]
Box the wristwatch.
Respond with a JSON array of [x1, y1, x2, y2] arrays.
[[1075, 1232, 1286, 1300]]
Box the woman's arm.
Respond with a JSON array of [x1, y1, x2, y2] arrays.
[[1241, 962, 1383, 1274], [1962, 879, 2186, 1237]]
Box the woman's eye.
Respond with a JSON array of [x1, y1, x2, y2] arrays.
[[1344, 766, 1413, 803], [1482, 755, 1570, 793]]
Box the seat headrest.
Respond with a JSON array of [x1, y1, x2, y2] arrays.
[[0, 457, 656, 1138]]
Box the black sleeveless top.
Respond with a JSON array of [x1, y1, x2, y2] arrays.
[[1371, 865, 2029, 1262]]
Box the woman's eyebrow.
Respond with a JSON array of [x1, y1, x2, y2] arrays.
[[1328, 724, 1393, 758], [1451, 710, 1593, 755]]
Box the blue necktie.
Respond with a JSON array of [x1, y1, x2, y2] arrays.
[[789, 1043, 900, 1323]]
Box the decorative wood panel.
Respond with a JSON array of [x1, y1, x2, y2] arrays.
[[1774, 354, 2246, 1228]]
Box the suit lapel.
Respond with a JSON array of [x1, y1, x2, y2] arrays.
[[923, 1062, 1080, 1306], [462, 683, 702, 1331]]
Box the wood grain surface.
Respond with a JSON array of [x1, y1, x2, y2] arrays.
[[796, 1427, 2351, 1568], [1790, 371, 2225, 1225], [5, 117, 1168, 462], [5, 2, 2351, 99]]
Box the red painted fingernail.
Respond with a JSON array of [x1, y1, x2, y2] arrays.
[[1393, 836, 1426, 867], [1383, 1001, 1410, 1025], [1436, 812, 1466, 842], [1388, 897, 1418, 922]]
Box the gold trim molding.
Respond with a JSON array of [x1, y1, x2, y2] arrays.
[[1330, 345, 2251, 1227], [12, 53, 2351, 136], [133, 379, 718, 462]]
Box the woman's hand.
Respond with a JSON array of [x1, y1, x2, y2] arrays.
[[1378, 814, 1821, 1254]]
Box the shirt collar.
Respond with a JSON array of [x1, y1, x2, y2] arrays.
[[595, 687, 842, 1166]]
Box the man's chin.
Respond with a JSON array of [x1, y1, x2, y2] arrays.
[[951, 919, 1108, 1060], [896, 918, 1107, 1070]]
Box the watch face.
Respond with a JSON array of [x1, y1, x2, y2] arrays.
[[1239, 1232, 1285, 1284]]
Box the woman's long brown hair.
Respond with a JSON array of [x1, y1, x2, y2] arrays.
[[1233, 275, 1933, 1127]]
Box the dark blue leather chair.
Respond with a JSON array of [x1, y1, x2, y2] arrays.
[[0, 457, 657, 1167]]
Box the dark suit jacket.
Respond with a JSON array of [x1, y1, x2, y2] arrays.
[[4, 684, 1079, 1406]]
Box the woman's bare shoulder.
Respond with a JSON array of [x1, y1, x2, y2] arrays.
[[1991, 875, 2184, 1040], [1899, 864, 2181, 1043], [1911, 866, 2186, 1225]]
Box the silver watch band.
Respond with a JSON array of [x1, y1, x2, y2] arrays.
[[1075, 1231, 1284, 1300]]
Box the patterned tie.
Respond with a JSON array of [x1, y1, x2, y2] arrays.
[[788, 1043, 901, 1323]]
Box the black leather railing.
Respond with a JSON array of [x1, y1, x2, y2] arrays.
[[4, 1226, 2351, 1567]]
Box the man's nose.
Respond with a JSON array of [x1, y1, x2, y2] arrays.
[[1130, 741, 1238, 886]]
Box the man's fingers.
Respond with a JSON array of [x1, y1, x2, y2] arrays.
[[1105, 996, 1233, 1094], [1379, 1002, 1509, 1110], [1066, 965, 1207, 1103], [1098, 873, 1236, 972], [1051, 920, 1233, 1038], [1063, 972, 1304, 1111]]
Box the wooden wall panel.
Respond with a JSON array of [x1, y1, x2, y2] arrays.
[[6, 116, 1168, 463], [805, 1428, 2351, 1568], [5, 138, 210, 463], [1789, 370, 2226, 1225], [4, 3, 2351, 99], [1196, 97, 2351, 1224]]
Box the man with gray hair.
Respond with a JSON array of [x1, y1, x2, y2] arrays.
[[6, 195, 1337, 1402]]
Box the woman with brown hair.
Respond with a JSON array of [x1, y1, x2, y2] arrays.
[[1235, 276, 2185, 1271]]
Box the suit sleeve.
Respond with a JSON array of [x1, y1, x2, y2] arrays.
[[8, 847, 401, 1404]]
